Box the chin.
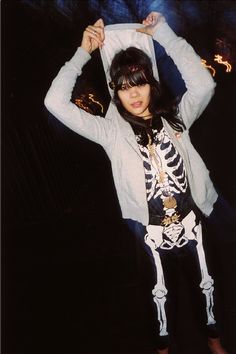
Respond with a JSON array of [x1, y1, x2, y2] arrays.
[[133, 109, 146, 116]]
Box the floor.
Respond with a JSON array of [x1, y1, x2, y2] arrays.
[[3, 213, 236, 354]]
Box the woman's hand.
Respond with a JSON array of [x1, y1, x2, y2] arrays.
[[81, 18, 105, 54], [136, 12, 166, 37]]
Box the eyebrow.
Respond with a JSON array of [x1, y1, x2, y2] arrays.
[[120, 83, 130, 90]]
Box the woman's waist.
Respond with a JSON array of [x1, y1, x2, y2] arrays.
[[149, 194, 199, 226]]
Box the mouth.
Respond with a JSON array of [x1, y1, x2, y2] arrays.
[[131, 101, 142, 108]]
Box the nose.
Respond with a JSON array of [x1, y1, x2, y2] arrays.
[[129, 86, 139, 98]]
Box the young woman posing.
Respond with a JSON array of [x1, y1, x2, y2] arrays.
[[45, 12, 228, 354]]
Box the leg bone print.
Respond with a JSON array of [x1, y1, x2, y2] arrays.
[[145, 211, 216, 337], [144, 231, 168, 336], [195, 222, 216, 325]]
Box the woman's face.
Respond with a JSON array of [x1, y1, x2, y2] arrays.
[[117, 83, 151, 119]]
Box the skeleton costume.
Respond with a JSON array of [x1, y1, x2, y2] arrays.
[[132, 123, 217, 346], [45, 20, 219, 349]]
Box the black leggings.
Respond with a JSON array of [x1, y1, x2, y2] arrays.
[[125, 212, 219, 349]]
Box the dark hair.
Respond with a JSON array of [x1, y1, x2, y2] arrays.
[[109, 47, 185, 145]]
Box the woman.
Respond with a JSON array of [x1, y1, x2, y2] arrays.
[[44, 12, 228, 354]]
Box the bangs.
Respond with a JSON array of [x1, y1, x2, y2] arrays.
[[115, 67, 150, 91]]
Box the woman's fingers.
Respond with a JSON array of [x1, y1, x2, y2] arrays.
[[145, 11, 164, 25], [93, 18, 104, 28], [97, 19, 105, 42], [92, 18, 105, 42], [147, 15, 157, 25], [85, 28, 104, 48], [142, 20, 149, 26], [86, 26, 102, 41], [81, 18, 105, 53], [86, 19, 105, 47], [138, 12, 166, 36], [136, 26, 152, 36]]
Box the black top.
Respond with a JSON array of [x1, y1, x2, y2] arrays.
[[135, 125, 196, 225]]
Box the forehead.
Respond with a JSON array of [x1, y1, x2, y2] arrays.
[[119, 69, 148, 85], [119, 82, 150, 93]]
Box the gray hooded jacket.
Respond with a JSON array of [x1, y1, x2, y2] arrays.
[[44, 21, 218, 226]]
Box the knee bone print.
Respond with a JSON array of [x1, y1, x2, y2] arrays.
[[195, 222, 216, 325], [144, 231, 168, 336]]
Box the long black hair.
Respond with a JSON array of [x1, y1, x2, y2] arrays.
[[109, 47, 185, 145]]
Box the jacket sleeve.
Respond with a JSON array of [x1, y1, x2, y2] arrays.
[[44, 47, 115, 147], [153, 22, 216, 130]]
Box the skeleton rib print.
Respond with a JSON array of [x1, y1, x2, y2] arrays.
[[137, 127, 188, 203]]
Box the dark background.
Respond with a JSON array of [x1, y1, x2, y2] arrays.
[[2, 1, 236, 353]]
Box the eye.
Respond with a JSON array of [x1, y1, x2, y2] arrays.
[[120, 85, 129, 91]]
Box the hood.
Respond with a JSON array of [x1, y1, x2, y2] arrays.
[[99, 23, 159, 120]]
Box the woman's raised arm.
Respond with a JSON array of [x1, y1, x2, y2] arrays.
[[137, 12, 216, 130], [44, 19, 115, 148]]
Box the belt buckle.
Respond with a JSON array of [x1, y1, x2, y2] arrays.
[[161, 212, 181, 227]]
